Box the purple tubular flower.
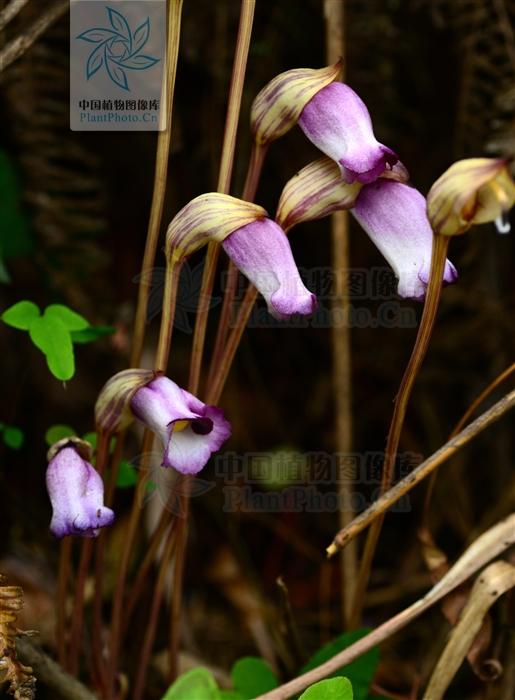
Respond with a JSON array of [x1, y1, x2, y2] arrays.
[[130, 376, 231, 475], [46, 446, 115, 538], [298, 82, 400, 185], [352, 180, 458, 300], [222, 218, 317, 320]]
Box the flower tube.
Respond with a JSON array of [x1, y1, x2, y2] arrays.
[[352, 180, 458, 299], [298, 82, 400, 185], [130, 376, 231, 475], [222, 218, 317, 319], [46, 444, 114, 538]]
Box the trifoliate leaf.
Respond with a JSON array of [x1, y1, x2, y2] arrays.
[[45, 304, 89, 331], [1, 301, 40, 330], [29, 315, 75, 381]]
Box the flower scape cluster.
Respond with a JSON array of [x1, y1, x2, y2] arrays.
[[45, 62, 514, 538]]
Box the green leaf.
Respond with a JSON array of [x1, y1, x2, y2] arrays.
[[219, 692, 245, 700], [3, 426, 24, 449], [299, 678, 353, 700], [45, 304, 89, 331], [29, 314, 74, 381], [71, 325, 115, 344], [45, 424, 76, 446], [1, 301, 40, 330], [160, 668, 221, 700], [300, 630, 378, 700], [117, 460, 138, 488], [231, 657, 278, 698]]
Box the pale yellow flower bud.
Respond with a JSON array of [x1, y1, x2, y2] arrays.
[[427, 158, 515, 236]]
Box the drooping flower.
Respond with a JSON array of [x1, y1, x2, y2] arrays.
[[275, 156, 409, 232], [46, 443, 114, 538], [427, 157, 515, 236], [130, 376, 231, 475], [166, 194, 317, 320], [352, 180, 458, 300], [250, 62, 342, 146], [222, 218, 317, 319], [298, 82, 400, 185]]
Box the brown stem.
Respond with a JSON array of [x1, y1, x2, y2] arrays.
[[257, 513, 515, 700], [91, 432, 126, 688], [124, 515, 178, 628], [326, 388, 515, 555], [57, 536, 72, 667], [348, 234, 450, 626], [67, 540, 93, 676], [0, 0, 30, 33], [106, 262, 182, 695], [155, 260, 183, 372], [422, 361, 515, 526], [106, 430, 155, 699], [16, 636, 99, 700], [130, 0, 184, 367], [205, 284, 259, 405], [206, 143, 267, 389], [67, 432, 110, 675], [168, 488, 191, 682], [323, 0, 356, 627], [187, 0, 256, 396], [0, 0, 68, 73], [132, 525, 178, 700], [166, 1, 256, 684], [188, 243, 221, 395]]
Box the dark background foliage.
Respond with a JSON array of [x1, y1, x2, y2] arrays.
[[0, 0, 514, 698]]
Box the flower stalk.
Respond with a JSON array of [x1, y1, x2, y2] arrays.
[[130, 0, 184, 368], [344, 233, 451, 625], [188, 0, 256, 396], [207, 143, 268, 388], [323, 0, 357, 628], [160, 0, 257, 685]]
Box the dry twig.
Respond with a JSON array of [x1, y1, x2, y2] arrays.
[[327, 388, 515, 557], [254, 513, 515, 700], [0, 0, 29, 33], [0, 0, 67, 73], [422, 561, 515, 699]]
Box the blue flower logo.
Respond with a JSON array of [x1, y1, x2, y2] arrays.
[[76, 6, 160, 91]]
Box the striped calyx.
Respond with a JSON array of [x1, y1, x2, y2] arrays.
[[95, 368, 156, 434], [276, 157, 361, 231], [47, 436, 93, 463], [165, 193, 267, 264], [250, 61, 342, 146], [427, 158, 515, 236], [276, 157, 409, 232]]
